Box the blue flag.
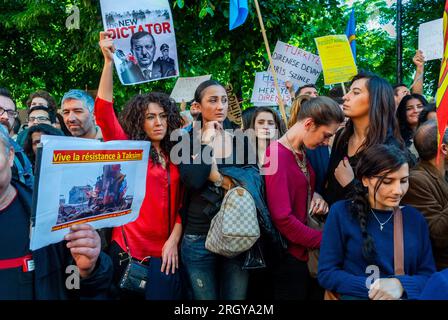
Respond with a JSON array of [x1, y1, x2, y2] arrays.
[[229, 0, 248, 30], [345, 8, 356, 63]]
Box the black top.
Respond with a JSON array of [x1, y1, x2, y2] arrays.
[[0, 193, 34, 299], [323, 129, 404, 206], [177, 129, 255, 235]]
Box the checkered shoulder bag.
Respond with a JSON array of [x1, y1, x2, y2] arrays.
[[205, 186, 260, 258]]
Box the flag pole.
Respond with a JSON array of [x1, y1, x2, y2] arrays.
[[253, 0, 288, 124], [341, 82, 347, 95]]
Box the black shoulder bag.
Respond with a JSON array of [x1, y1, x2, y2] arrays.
[[119, 162, 172, 295]]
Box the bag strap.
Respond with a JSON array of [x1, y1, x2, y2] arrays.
[[121, 226, 132, 258], [167, 161, 171, 239], [393, 207, 405, 275]]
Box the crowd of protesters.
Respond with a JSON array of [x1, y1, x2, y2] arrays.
[[0, 31, 447, 300]]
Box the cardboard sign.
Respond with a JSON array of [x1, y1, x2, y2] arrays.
[[30, 136, 150, 250], [170, 75, 212, 103], [271, 40, 322, 87], [419, 18, 444, 61], [250, 72, 292, 106], [315, 35, 358, 85], [100, 0, 179, 85], [225, 83, 242, 126]]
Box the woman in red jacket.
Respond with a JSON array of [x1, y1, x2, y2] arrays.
[[96, 31, 184, 300]]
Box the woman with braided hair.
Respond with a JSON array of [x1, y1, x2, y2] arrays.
[[318, 144, 436, 300]]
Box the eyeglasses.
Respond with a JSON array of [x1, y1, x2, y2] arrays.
[[0, 107, 18, 118], [28, 116, 50, 123]]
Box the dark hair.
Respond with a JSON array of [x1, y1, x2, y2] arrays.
[[28, 105, 56, 124], [55, 113, 72, 136], [393, 83, 408, 96], [26, 90, 57, 112], [328, 86, 344, 105], [193, 80, 224, 104], [414, 120, 442, 161], [119, 92, 183, 164], [418, 102, 437, 126], [396, 94, 428, 146], [0, 88, 16, 110], [295, 84, 317, 97], [294, 96, 345, 126], [351, 144, 408, 262], [338, 72, 403, 153], [241, 107, 257, 130], [249, 106, 286, 137], [12, 117, 21, 135], [24, 123, 65, 165], [130, 31, 154, 49]]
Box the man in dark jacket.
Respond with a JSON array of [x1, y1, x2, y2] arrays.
[[402, 120, 448, 270], [0, 127, 113, 299], [0, 88, 34, 188]]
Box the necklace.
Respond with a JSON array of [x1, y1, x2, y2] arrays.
[[370, 209, 394, 231], [285, 134, 307, 171]]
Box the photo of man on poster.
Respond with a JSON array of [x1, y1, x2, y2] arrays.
[[155, 43, 176, 77], [120, 31, 164, 84]]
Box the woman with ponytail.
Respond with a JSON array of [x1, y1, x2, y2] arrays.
[[318, 144, 436, 300]]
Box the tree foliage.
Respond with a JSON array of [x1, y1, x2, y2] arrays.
[[0, 0, 444, 110]]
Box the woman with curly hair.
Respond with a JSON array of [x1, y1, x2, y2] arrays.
[[95, 31, 184, 300], [318, 144, 435, 300]]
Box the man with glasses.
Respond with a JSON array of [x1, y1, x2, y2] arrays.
[[16, 106, 57, 147], [0, 88, 34, 188]]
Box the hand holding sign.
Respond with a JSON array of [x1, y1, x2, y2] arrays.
[[65, 224, 101, 278], [99, 31, 116, 63], [413, 50, 425, 70]]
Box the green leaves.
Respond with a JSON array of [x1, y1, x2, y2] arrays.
[[0, 0, 441, 111], [176, 0, 184, 9]]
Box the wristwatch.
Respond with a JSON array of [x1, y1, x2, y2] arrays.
[[214, 174, 224, 187]]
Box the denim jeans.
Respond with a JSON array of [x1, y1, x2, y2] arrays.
[[181, 234, 249, 300]]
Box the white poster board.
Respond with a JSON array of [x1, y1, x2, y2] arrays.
[[30, 136, 150, 250], [418, 18, 444, 61], [250, 72, 292, 106], [170, 75, 212, 102], [100, 0, 179, 85], [271, 40, 322, 87]]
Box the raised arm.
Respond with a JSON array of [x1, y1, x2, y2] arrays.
[[97, 31, 114, 103], [411, 50, 424, 95], [95, 31, 127, 141]]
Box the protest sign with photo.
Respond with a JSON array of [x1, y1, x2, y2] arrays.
[[419, 18, 444, 61], [100, 0, 179, 85], [170, 75, 212, 102], [250, 72, 292, 106], [225, 83, 242, 126], [30, 136, 150, 250], [271, 40, 322, 87], [315, 35, 358, 85]]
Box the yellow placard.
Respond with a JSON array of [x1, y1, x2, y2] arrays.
[[315, 35, 358, 85]]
